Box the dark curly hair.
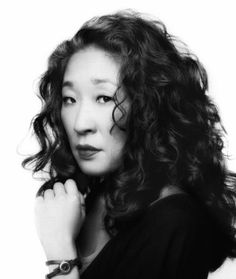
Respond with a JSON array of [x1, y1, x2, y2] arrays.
[[22, 10, 236, 269]]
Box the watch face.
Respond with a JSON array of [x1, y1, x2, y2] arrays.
[[60, 261, 71, 273]]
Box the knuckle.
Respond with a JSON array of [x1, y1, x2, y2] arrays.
[[66, 178, 75, 183], [69, 196, 80, 205], [45, 188, 53, 193], [43, 189, 54, 198], [65, 179, 77, 187], [69, 194, 80, 202], [53, 182, 64, 188], [57, 194, 66, 200]]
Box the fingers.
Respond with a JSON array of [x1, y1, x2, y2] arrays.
[[64, 179, 80, 196], [43, 189, 54, 200], [64, 179, 85, 208], [40, 179, 82, 200], [53, 182, 66, 196]]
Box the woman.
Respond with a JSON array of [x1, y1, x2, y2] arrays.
[[22, 10, 236, 279]]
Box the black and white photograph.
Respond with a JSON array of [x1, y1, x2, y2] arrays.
[[2, 1, 236, 278]]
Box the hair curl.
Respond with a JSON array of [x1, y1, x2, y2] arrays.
[[22, 10, 236, 270]]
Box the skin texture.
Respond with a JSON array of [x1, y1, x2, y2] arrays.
[[34, 179, 85, 258], [35, 179, 82, 278], [61, 46, 130, 176], [34, 46, 190, 279], [35, 46, 131, 278], [28, 12, 236, 278]]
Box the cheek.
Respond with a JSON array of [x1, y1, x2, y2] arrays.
[[108, 127, 127, 153], [105, 107, 129, 151], [61, 111, 73, 137], [107, 133, 126, 169], [97, 107, 114, 133]]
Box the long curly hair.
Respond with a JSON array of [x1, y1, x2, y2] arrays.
[[22, 10, 236, 269]]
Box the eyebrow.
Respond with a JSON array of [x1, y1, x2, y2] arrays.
[[62, 81, 73, 89], [91, 78, 118, 87], [62, 78, 118, 89]]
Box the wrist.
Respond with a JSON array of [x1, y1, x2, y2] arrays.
[[45, 259, 81, 279], [44, 238, 77, 261], [46, 258, 82, 275]]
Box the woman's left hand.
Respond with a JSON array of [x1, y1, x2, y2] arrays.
[[34, 179, 85, 259]]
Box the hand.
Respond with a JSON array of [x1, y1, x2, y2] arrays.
[[34, 179, 85, 259]]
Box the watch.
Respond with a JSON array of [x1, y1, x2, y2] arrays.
[[45, 258, 82, 278]]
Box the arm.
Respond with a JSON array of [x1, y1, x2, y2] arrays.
[[44, 238, 79, 279], [34, 179, 85, 279]]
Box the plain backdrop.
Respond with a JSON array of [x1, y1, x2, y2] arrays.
[[0, 0, 236, 278]]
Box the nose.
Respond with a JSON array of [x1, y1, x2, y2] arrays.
[[73, 102, 97, 136]]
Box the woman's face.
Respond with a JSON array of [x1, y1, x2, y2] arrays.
[[61, 46, 130, 176]]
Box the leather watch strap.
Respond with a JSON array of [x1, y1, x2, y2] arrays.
[[45, 266, 61, 279], [45, 258, 82, 279]]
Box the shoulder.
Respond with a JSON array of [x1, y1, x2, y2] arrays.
[[143, 193, 209, 238], [139, 193, 212, 264], [81, 193, 212, 278], [121, 193, 212, 277], [148, 193, 203, 220]]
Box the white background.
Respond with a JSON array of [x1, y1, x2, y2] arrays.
[[0, 0, 236, 278]]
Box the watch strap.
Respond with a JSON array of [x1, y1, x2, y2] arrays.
[[45, 258, 82, 279], [45, 266, 61, 279]]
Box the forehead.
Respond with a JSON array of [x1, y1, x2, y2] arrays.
[[63, 46, 121, 86]]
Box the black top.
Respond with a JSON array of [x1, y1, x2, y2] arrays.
[[81, 193, 218, 279]]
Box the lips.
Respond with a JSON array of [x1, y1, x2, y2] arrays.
[[76, 144, 101, 159]]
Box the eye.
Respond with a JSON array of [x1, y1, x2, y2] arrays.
[[97, 95, 113, 104], [62, 96, 76, 105]]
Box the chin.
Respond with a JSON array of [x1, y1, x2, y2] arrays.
[[76, 155, 122, 177], [78, 162, 112, 177]]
